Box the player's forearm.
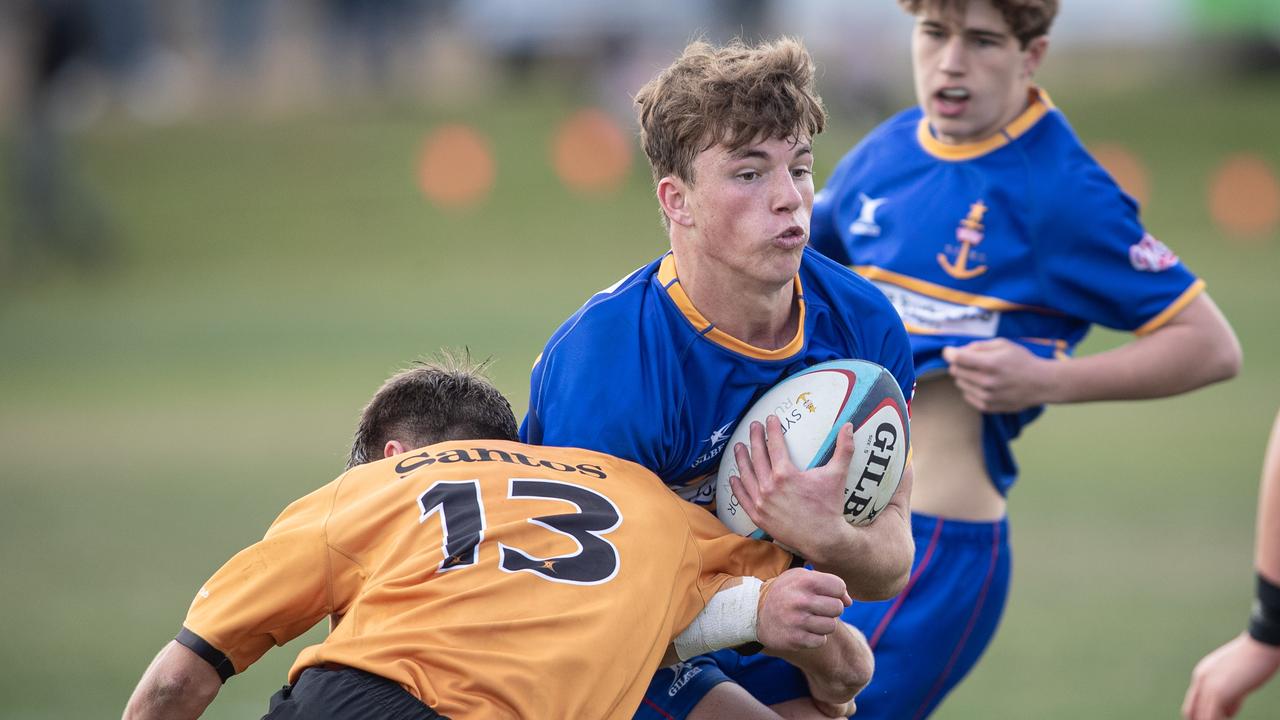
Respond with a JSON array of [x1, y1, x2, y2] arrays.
[[1256, 410, 1280, 581], [123, 642, 221, 720], [123, 689, 214, 720], [807, 502, 912, 600], [809, 465, 914, 600], [768, 623, 872, 707], [1045, 294, 1240, 405]]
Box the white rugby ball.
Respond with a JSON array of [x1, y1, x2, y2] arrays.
[[715, 359, 910, 542]]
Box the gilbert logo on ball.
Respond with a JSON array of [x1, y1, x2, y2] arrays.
[[716, 359, 910, 542]]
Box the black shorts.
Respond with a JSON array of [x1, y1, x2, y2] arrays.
[[263, 666, 447, 720]]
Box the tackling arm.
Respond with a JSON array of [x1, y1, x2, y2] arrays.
[[122, 641, 222, 720], [673, 569, 863, 720]]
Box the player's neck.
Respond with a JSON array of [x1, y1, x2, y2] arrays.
[[671, 252, 799, 350]]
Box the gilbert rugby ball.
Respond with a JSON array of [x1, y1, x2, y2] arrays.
[[715, 359, 910, 540]]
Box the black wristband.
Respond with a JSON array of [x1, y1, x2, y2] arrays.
[[1247, 573, 1280, 647]]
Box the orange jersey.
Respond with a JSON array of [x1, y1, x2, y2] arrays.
[[181, 440, 791, 719]]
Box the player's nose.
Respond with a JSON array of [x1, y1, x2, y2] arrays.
[[773, 173, 803, 214], [938, 36, 968, 75]]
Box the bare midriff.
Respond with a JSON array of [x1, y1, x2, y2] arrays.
[[909, 373, 1008, 521]]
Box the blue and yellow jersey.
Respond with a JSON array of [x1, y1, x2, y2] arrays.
[[810, 88, 1203, 495], [522, 248, 915, 505]]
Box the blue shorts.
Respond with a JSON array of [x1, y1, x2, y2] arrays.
[[634, 657, 733, 720], [847, 513, 1011, 719], [634, 513, 1011, 720]]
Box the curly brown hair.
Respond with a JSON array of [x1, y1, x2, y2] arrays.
[[634, 37, 827, 185], [898, 0, 1058, 48]]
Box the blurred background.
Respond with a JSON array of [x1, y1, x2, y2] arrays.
[[1, 1, 1278, 718]]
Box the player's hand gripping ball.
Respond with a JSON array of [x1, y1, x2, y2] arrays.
[[716, 360, 910, 540]]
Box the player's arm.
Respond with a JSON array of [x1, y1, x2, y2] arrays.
[[123, 641, 221, 720], [941, 292, 1240, 413], [768, 622, 873, 719], [729, 415, 914, 600], [667, 567, 851, 664], [668, 569, 863, 720], [1183, 408, 1280, 720], [123, 480, 349, 718]]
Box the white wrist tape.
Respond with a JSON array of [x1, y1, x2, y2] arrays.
[[674, 576, 764, 660]]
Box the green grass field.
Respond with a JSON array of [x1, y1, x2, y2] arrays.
[[1, 73, 1278, 718]]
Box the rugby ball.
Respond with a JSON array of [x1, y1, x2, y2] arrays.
[[715, 359, 910, 541]]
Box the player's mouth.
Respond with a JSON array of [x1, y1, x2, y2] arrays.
[[773, 225, 807, 250], [933, 86, 971, 118]]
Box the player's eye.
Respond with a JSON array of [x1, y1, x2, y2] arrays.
[[791, 167, 813, 180], [737, 170, 760, 182]]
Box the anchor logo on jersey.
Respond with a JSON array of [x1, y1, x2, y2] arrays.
[[938, 200, 989, 280]]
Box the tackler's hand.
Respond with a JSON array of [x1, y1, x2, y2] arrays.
[[756, 568, 851, 653]]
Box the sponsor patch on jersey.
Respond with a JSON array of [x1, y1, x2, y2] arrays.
[[872, 281, 1000, 337], [1129, 233, 1179, 272]]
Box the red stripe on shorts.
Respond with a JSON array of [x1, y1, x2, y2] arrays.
[[910, 520, 1002, 720], [869, 518, 945, 649], [641, 696, 677, 720]]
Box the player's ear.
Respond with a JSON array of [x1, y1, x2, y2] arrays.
[[1022, 36, 1048, 77], [383, 440, 406, 458], [657, 176, 694, 227]]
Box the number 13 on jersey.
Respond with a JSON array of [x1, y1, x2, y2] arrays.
[[417, 478, 624, 585]]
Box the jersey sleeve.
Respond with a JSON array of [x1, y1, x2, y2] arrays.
[[177, 479, 353, 678], [677, 500, 793, 602], [1033, 152, 1203, 334]]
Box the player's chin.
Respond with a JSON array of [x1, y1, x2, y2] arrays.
[[761, 244, 805, 276]]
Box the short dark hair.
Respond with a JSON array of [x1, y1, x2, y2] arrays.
[[634, 36, 827, 186], [898, 0, 1058, 48], [347, 352, 519, 469]]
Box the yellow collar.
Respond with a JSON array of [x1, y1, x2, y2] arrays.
[[917, 87, 1054, 161], [657, 253, 806, 360]]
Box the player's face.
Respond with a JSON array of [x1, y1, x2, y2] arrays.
[[910, 0, 1047, 144], [682, 135, 815, 289]]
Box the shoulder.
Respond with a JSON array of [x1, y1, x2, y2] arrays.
[[527, 256, 684, 453], [1019, 106, 1102, 179], [1023, 108, 1135, 213], [800, 248, 899, 317], [832, 106, 923, 170], [799, 249, 913, 378], [537, 259, 661, 367], [864, 106, 924, 148]]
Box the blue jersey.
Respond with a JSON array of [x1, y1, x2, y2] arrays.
[[522, 248, 915, 506], [810, 88, 1204, 495]]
